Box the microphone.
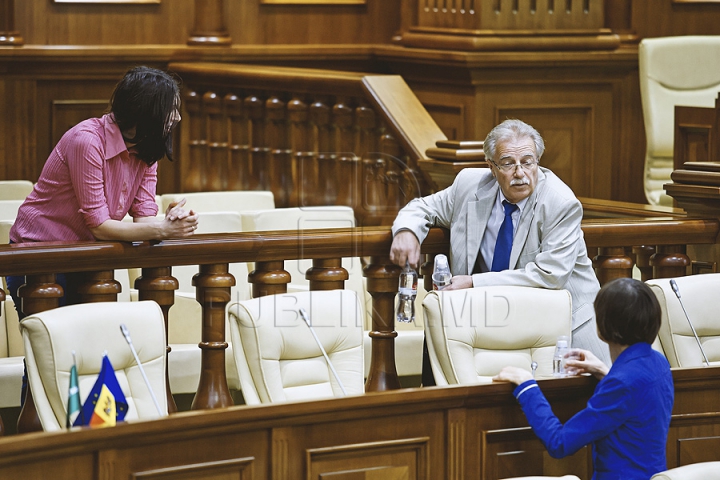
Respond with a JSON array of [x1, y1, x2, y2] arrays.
[[298, 308, 348, 396], [669, 279, 710, 366], [119, 323, 164, 416]]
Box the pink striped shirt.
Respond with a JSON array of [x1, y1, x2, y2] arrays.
[[10, 114, 159, 243]]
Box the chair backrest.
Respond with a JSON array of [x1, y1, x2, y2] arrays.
[[159, 191, 275, 215], [0, 180, 33, 201], [646, 274, 720, 368], [239, 206, 368, 321], [227, 289, 365, 405], [20, 301, 168, 431], [0, 200, 23, 221], [422, 287, 572, 385], [650, 461, 720, 480], [639, 36, 720, 205]]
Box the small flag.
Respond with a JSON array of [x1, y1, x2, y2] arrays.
[[73, 354, 128, 428], [66, 351, 82, 429]]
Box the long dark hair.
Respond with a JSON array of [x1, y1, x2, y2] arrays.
[[110, 66, 180, 166]]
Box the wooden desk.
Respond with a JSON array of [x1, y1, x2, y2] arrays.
[[0, 367, 718, 480]]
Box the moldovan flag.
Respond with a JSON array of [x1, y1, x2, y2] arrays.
[[65, 355, 81, 429], [73, 354, 128, 428]]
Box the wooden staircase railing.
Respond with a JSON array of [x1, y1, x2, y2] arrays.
[[169, 62, 449, 226]]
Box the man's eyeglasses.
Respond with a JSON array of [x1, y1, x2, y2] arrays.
[[490, 159, 539, 173]]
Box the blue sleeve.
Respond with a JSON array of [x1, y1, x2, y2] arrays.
[[514, 377, 631, 458]]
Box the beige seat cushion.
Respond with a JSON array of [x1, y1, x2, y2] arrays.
[[228, 290, 364, 405], [20, 301, 168, 431], [651, 462, 720, 480], [647, 275, 720, 368], [159, 190, 275, 214], [0, 180, 33, 201], [423, 286, 572, 385]]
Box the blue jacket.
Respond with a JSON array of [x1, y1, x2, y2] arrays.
[[514, 342, 674, 480]]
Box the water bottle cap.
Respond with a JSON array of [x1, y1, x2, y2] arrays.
[[434, 254, 450, 271]]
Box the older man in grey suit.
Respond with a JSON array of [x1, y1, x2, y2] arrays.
[[391, 119, 609, 367]]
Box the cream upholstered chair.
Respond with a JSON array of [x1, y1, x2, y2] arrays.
[[639, 36, 720, 206], [651, 462, 720, 480], [240, 206, 425, 381], [422, 286, 572, 385], [0, 180, 33, 201], [159, 190, 275, 215], [20, 301, 168, 431], [227, 289, 364, 405], [646, 275, 720, 368], [0, 200, 23, 221]]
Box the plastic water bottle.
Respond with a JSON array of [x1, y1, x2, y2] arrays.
[[396, 261, 418, 323], [553, 336, 570, 377], [432, 254, 452, 290]]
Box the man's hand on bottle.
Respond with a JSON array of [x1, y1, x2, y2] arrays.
[[390, 230, 421, 269]]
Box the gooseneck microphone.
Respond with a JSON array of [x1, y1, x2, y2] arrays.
[[298, 308, 348, 396], [669, 279, 710, 366], [120, 323, 164, 415]]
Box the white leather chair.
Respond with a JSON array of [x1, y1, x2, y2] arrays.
[[227, 290, 364, 405], [20, 301, 168, 431], [639, 36, 720, 206], [0, 200, 23, 221], [422, 287, 572, 384], [0, 180, 33, 201], [646, 275, 720, 368], [651, 462, 720, 480], [159, 190, 275, 215], [0, 288, 23, 409]]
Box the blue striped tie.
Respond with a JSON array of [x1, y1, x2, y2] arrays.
[[491, 201, 518, 272]]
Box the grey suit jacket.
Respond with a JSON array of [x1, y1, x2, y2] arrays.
[[392, 167, 600, 330]]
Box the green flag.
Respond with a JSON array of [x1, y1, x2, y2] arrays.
[[66, 353, 81, 429]]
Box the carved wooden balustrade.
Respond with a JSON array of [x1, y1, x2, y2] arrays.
[[169, 62, 447, 226], [0, 212, 718, 434]]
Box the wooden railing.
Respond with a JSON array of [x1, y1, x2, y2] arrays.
[[169, 62, 448, 226], [1, 212, 719, 434]]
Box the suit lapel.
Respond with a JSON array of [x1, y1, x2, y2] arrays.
[[509, 168, 546, 268], [467, 180, 498, 273]]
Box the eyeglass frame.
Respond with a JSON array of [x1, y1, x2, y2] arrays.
[[489, 158, 539, 173]]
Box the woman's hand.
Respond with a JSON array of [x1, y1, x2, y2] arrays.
[[161, 211, 198, 238], [492, 366, 534, 386], [165, 198, 193, 221], [563, 348, 609, 380]]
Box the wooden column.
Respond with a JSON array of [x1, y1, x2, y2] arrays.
[[592, 247, 634, 286], [311, 100, 337, 206], [289, 97, 316, 206], [191, 264, 235, 410], [632, 245, 656, 282], [16, 275, 63, 434], [226, 94, 250, 191], [248, 261, 291, 298], [246, 95, 269, 191], [363, 256, 402, 391], [184, 90, 205, 192], [604, 0, 637, 44], [0, 0, 23, 46], [135, 267, 179, 414], [266, 96, 293, 207], [651, 245, 690, 280], [306, 258, 348, 291], [76, 270, 122, 303], [204, 92, 227, 191], [187, 0, 231, 46]]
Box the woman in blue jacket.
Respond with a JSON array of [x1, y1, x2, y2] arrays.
[[494, 278, 674, 480]]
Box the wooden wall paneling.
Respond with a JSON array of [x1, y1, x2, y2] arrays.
[[3, 79, 37, 181], [632, 0, 720, 39]]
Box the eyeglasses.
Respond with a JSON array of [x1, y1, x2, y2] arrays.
[[490, 159, 539, 173]]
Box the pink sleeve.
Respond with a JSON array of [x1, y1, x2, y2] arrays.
[[66, 130, 112, 229], [129, 162, 159, 218]]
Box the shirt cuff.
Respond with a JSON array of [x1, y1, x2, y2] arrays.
[[513, 379, 539, 400]]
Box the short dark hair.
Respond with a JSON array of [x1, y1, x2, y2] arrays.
[[595, 277, 661, 345], [110, 66, 180, 166]]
